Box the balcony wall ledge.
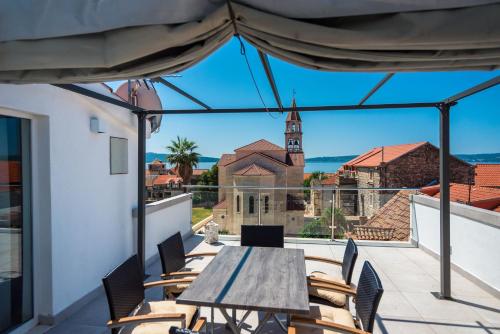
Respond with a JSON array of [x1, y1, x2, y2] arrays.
[[132, 193, 192, 217], [410, 194, 500, 229]]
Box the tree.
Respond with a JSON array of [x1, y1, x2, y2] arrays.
[[166, 136, 200, 187], [197, 164, 218, 186]]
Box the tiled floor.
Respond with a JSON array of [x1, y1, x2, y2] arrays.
[[33, 236, 500, 334]]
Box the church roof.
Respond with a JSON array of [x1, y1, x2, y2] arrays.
[[235, 139, 285, 152], [218, 154, 236, 166], [286, 97, 301, 121], [233, 163, 275, 176]]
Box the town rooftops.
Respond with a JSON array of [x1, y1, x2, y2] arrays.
[[475, 163, 500, 187], [321, 174, 337, 186], [235, 139, 285, 152], [342, 142, 428, 168], [152, 174, 183, 185], [234, 163, 275, 176], [192, 169, 208, 176], [421, 183, 500, 211]]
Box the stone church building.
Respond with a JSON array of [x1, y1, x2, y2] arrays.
[[213, 105, 305, 235]]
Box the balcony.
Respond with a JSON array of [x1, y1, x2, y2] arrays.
[[34, 189, 499, 334]]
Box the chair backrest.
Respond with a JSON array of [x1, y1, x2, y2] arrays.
[[355, 261, 384, 333], [102, 255, 145, 320], [240, 225, 284, 248], [341, 238, 358, 285], [158, 232, 186, 275]]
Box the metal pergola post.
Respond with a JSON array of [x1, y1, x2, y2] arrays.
[[137, 112, 147, 275], [438, 103, 452, 299]]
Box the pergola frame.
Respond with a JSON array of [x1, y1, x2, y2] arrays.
[[52, 74, 499, 300]]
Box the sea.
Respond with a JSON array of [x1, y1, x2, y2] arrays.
[[157, 161, 498, 174]]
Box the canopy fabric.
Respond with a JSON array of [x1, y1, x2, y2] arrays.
[[1, 1, 499, 83]]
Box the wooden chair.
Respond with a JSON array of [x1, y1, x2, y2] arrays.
[[290, 261, 383, 334], [102, 255, 206, 334], [240, 225, 284, 248], [306, 238, 358, 308], [158, 232, 217, 298]]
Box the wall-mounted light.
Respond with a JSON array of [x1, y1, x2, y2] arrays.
[[90, 116, 106, 133]]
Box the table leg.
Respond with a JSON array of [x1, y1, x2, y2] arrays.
[[210, 307, 214, 334], [273, 314, 288, 333], [220, 308, 240, 334], [253, 312, 272, 334]]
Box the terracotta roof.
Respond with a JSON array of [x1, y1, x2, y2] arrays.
[[153, 174, 183, 185], [475, 164, 500, 187], [286, 98, 301, 121], [235, 139, 285, 152], [192, 169, 208, 176], [224, 152, 289, 168], [343, 142, 428, 168], [218, 154, 236, 167], [233, 164, 275, 176], [0, 161, 21, 184], [421, 183, 500, 211], [321, 174, 337, 186], [213, 200, 227, 209], [287, 152, 305, 166], [366, 190, 412, 241], [150, 159, 164, 165]]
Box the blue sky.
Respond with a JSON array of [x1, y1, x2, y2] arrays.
[[107, 38, 500, 158]]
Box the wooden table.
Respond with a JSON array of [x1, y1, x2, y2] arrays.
[[177, 246, 310, 334]]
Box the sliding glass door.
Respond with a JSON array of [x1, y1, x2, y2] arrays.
[[0, 116, 32, 333]]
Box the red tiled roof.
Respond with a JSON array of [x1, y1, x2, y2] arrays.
[[421, 183, 500, 211], [153, 174, 183, 185], [343, 142, 427, 168], [224, 152, 289, 168], [0, 161, 21, 184], [365, 190, 412, 241], [213, 200, 227, 209], [192, 169, 208, 176], [234, 164, 274, 176], [218, 154, 236, 166], [475, 164, 500, 187], [321, 174, 337, 186], [235, 139, 285, 152], [150, 159, 164, 165]]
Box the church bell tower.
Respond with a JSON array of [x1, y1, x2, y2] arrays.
[[285, 98, 302, 153]]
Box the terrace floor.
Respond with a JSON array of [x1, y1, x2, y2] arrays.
[[32, 236, 500, 334]]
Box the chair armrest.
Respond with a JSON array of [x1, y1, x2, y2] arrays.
[[290, 317, 369, 334], [308, 281, 357, 297], [107, 313, 186, 328], [192, 317, 207, 332], [144, 278, 195, 289], [304, 255, 343, 266], [161, 271, 201, 278], [307, 276, 352, 290], [185, 252, 218, 258]]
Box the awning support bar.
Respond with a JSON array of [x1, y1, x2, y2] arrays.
[[443, 75, 500, 104], [257, 50, 283, 110], [152, 77, 211, 110], [358, 73, 394, 105]]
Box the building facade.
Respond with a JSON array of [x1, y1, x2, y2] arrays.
[[340, 142, 472, 217], [213, 107, 305, 235]]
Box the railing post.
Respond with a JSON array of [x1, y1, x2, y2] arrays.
[[331, 189, 336, 240], [438, 103, 452, 299]]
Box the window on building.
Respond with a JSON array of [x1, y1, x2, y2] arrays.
[[291, 123, 296, 132], [249, 196, 255, 214], [264, 196, 269, 213], [236, 195, 240, 213], [294, 139, 300, 151], [110, 137, 128, 174], [288, 139, 294, 150], [369, 170, 374, 181]]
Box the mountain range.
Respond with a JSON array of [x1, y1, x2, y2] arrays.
[[147, 152, 500, 164]]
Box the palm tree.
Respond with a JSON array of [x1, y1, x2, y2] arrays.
[[166, 136, 200, 188]]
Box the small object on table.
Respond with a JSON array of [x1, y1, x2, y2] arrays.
[[204, 222, 219, 244]]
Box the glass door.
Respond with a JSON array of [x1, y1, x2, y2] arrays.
[[0, 115, 32, 333]]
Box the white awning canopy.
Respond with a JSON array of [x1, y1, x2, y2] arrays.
[[1, 0, 499, 83]]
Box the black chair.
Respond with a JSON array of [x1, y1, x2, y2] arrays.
[[291, 261, 384, 334], [240, 225, 284, 248], [158, 232, 217, 298], [102, 255, 206, 334], [305, 238, 358, 308]]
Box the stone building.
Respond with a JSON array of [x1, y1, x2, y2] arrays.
[[340, 142, 472, 218], [213, 106, 305, 235]]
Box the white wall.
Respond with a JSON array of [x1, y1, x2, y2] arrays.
[[0, 84, 140, 317], [411, 195, 500, 293], [136, 194, 193, 261]]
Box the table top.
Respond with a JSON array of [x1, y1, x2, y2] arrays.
[[176, 246, 310, 315]]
